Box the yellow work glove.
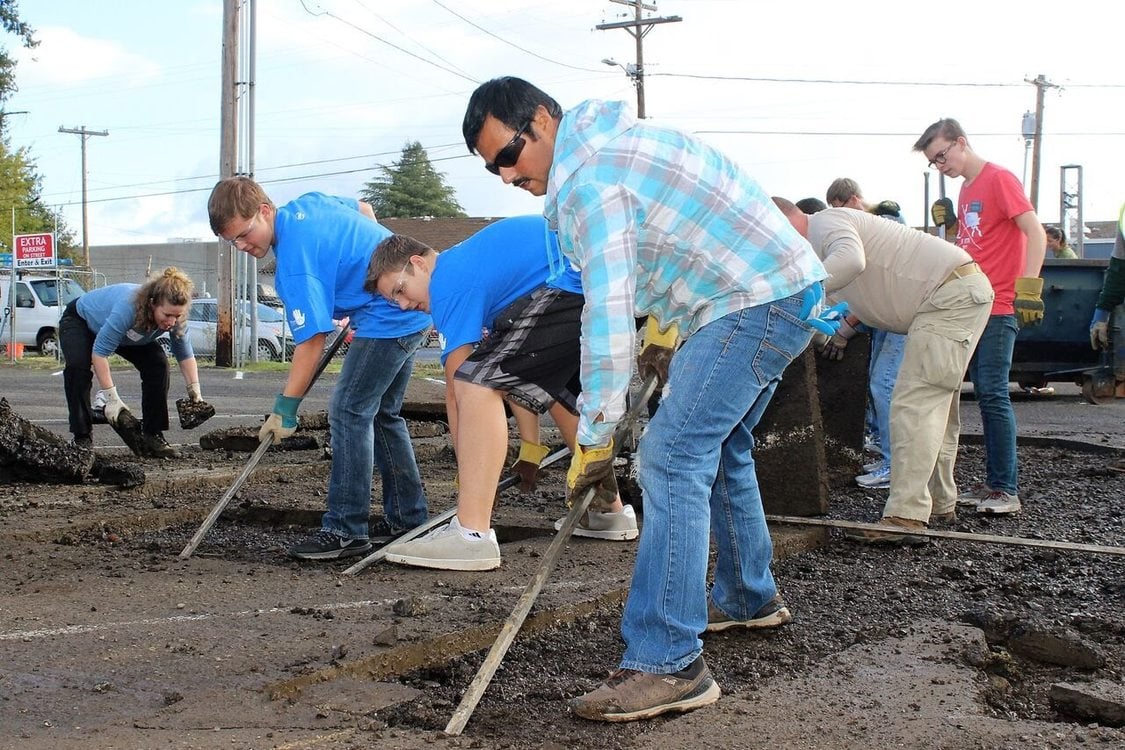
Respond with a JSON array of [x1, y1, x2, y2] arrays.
[[1013, 277, 1045, 327], [566, 439, 618, 512], [637, 317, 679, 388], [510, 440, 551, 493], [931, 197, 957, 230]]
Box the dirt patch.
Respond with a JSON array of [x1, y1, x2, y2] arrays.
[[1, 422, 1123, 749]]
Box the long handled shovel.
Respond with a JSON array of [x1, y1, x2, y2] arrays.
[[444, 374, 658, 736], [341, 444, 573, 577], [178, 327, 351, 560]]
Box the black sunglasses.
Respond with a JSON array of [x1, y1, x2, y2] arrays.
[[484, 122, 530, 175]]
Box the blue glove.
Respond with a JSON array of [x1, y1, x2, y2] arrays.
[[797, 283, 851, 336]]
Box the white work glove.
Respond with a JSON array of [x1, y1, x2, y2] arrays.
[[186, 382, 203, 402], [99, 386, 129, 425]]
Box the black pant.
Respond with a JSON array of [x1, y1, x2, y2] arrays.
[[60, 300, 170, 438]]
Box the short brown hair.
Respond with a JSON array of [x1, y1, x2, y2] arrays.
[[364, 234, 434, 294], [825, 177, 862, 207], [913, 118, 967, 152], [207, 176, 274, 235]]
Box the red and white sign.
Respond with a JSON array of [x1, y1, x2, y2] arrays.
[[13, 232, 56, 269]]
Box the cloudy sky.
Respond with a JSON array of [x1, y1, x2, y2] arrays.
[[7, 0, 1125, 247]]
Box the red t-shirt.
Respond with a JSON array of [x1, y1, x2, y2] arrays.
[[956, 162, 1033, 315]]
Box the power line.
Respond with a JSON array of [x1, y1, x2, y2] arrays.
[[429, 0, 605, 73], [652, 72, 1125, 88]]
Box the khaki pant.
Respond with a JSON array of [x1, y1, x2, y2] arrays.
[[883, 272, 994, 522]]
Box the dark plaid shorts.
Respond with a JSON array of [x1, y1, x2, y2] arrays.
[[454, 287, 583, 415]]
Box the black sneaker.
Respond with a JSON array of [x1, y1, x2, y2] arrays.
[[369, 517, 408, 546], [288, 530, 373, 561], [706, 593, 793, 633], [142, 432, 180, 459]]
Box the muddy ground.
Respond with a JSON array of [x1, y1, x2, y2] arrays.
[[1, 377, 1124, 750]]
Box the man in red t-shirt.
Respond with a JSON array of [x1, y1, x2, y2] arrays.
[[914, 118, 1046, 516]]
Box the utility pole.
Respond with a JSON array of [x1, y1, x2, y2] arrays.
[[596, 0, 681, 119], [57, 125, 108, 268], [216, 0, 240, 368], [1024, 74, 1059, 212]]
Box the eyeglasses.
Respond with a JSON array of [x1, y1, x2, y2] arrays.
[[226, 212, 258, 245], [484, 122, 530, 175], [389, 261, 410, 302], [927, 140, 960, 169]]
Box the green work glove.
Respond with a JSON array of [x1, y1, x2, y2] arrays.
[[259, 393, 301, 445], [1013, 277, 1045, 327], [510, 440, 551, 493], [931, 197, 957, 231], [1090, 308, 1111, 350], [566, 439, 618, 512], [637, 317, 679, 388]]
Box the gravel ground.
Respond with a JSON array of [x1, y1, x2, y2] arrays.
[[363, 443, 1125, 749]]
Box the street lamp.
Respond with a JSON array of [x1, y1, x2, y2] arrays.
[[602, 57, 644, 118]]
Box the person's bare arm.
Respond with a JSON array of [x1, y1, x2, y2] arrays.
[[1015, 210, 1047, 277]]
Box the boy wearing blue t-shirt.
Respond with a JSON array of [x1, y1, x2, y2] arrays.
[[365, 215, 638, 572], [207, 176, 432, 561]]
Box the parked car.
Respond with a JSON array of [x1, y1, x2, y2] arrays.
[[165, 297, 294, 361], [0, 272, 85, 356]]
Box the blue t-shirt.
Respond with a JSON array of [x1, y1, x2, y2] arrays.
[[431, 215, 582, 365], [76, 283, 194, 361], [272, 193, 431, 343]]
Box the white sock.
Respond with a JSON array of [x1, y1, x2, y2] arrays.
[[451, 516, 489, 541]]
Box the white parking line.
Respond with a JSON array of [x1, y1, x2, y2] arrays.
[[0, 579, 616, 642]]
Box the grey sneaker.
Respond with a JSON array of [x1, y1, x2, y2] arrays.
[[977, 490, 1021, 515], [706, 593, 792, 633], [554, 504, 639, 540], [957, 483, 992, 507], [855, 464, 891, 489], [570, 655, 720, 722], [382, 517, 500, 571], [862, 459, 885, 474], [288, 530, 372, 561]]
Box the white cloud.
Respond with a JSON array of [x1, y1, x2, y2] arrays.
[[14, 26, 162, 87]]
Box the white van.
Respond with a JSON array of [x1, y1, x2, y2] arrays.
[[0, 272, 86, 356]]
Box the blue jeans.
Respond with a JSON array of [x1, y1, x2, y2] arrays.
[[966, 314, 1019, 494], [620, 292, 815, 674], [322, 332, 428, 539], [866, 329, 906, 463]]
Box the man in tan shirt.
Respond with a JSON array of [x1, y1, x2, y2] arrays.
[[774, 198, 995, 542]]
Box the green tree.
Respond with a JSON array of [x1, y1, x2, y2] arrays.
[[361, 141, 465, 218], [0, 2, 75, 261]]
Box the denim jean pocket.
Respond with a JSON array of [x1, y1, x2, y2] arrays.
[[752, 303, 808, 386]]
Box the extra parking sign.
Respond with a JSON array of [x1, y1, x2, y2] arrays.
[[13, 232, 56, 269]]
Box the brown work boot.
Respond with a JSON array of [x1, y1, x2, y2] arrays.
[[142, 432, 180, 459], [845, 516, 928, 545], [930, 510, 957, 524], [570, 655, 720, 722]]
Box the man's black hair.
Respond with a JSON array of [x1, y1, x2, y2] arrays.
[[462, 76, 563, 154]]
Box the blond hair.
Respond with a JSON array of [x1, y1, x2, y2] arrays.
[[133, 267, 193, 334]]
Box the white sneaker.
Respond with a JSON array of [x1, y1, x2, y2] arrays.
[[382, 517, 501, 571], [855, 464, 891, 489], [957, 483, 992, 507], [862, 459, 886, 474], [977, 490, 1021, 515], [554, 505, 639, 541]]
